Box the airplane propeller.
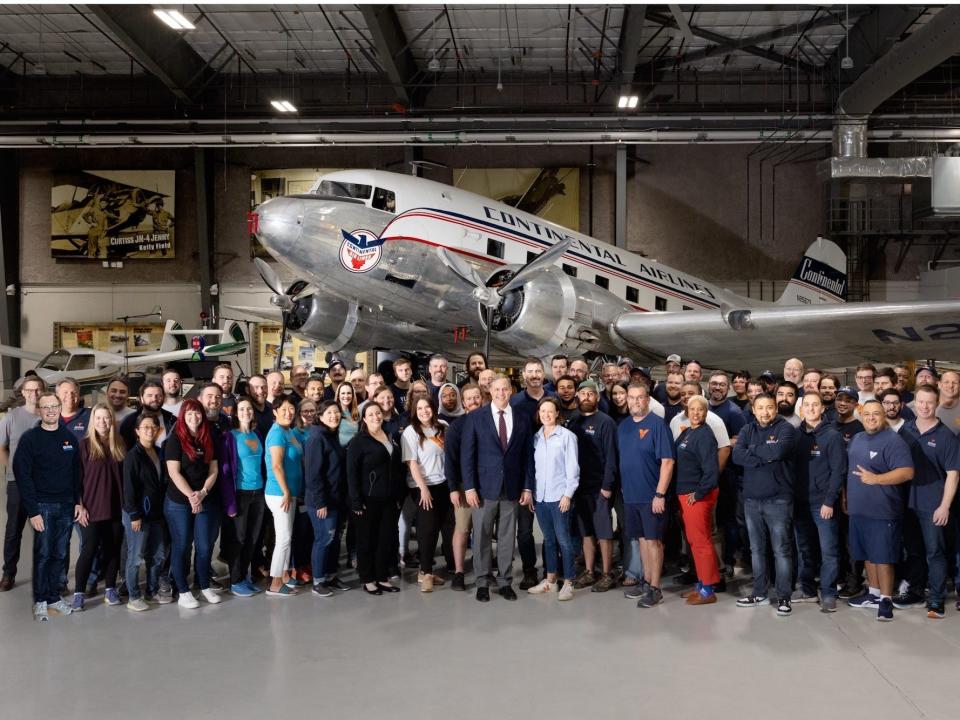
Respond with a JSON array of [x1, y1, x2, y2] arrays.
[[437, 237, 573, 359], [254, 257, 311, 370]]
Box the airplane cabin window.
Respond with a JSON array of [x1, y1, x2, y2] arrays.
[[526, 251, 537, 263], [594, 275, 609, 290], [562, 264, 577, 277], [683, 305, 693, 311], [315, 180, 372, 200], [68, 354, 96, 371], [487, 238, 505, 259], [655, 296, 668, 311], [372, 187, 396, 213], [626, 286, 639, 303], [38, 349, 70, 371]]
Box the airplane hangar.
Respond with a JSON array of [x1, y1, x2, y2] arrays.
[[2, 5, 960, 719]]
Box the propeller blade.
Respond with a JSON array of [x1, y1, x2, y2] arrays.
[[254, 257, 286, 297], [437, 247, 485, 289], [498, 238, 573, 296]]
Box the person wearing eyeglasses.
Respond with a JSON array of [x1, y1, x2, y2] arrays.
[[855, 363, 877, 403], [0, 375, 44, 592], [14, 392, 84, 621]]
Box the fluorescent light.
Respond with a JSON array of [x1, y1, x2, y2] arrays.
[[618, 95, 629, 109], [271, 100, 298, 112], [281, 100, 297, 112], [627, 96, 639, 109], [618, 94, 639, 109], [154, 9, 195, 30]]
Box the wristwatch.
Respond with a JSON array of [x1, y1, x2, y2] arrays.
[[654, 492, 666, 499]]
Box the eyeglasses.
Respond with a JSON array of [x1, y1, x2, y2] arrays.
[[38, 404, 61, 410]]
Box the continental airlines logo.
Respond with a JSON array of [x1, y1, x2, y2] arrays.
[[339, 228, 384, 273], [795, 257, 847, 300]]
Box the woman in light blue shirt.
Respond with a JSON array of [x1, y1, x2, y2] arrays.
[[524, 396, 579, 600]]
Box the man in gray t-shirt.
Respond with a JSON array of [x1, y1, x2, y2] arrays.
[[0, 376, 43, 589]]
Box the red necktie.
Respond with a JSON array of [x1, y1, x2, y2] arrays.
[[498, 410, 508, 452]]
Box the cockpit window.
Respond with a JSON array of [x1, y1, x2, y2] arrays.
[[38, 349, 70, 371], [372, 187, 396, 213], [67, 354, 96, 371], [315, 181, 372, 200]]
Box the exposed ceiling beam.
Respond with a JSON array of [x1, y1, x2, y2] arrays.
[[668, 5, 696, 45], [88, 5, 216, 103], [359, 5, 419, 107], [646, 10, 819, 74]]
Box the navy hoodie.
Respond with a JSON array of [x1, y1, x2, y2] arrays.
[[303, 425, 346, 509], [732, 415, 797, 500], [793, 421, 846, 508]]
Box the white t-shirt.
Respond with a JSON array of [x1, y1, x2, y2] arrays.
[[669, 410, 731, 447], [162, 400, 183, 417], [401, 423, 447, 488], [649, 397, 665, 419]]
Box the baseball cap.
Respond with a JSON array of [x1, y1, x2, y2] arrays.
[[577, 378, 600, 394], [836, 385, 858, 399], [618, 358, 635, 369], [630, 366, 652, 379], [759, 370, 776, 382], [666, 353, 682, 364], [915, 365, 938, 379], [327, 359, 345, 371]]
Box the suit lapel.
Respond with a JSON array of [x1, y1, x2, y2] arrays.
[[483, 407, 507, 454]]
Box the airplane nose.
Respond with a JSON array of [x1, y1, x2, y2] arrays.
[[255, 196, 304, 257]]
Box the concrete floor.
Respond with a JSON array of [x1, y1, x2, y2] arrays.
[[1, 523, 959, 720]]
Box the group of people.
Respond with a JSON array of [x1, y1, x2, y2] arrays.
[[1, 349, 957, 623]]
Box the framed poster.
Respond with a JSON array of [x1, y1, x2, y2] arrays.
[[51, 170, 175, 260], [253, 324, 367, 381], [54, 322, 167, 354], [453, 168, 580, 231]]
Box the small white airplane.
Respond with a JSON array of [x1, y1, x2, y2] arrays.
[[238, 169, 960, 369], [0, 320, 248, 387]]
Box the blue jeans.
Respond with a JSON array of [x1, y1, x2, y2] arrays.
[[623, 539, 644, 581], [164, 497, 220, 593], [33, 502, 73, 604], [905, 509, 948, 604], [794, 505, 839, 599], [534, 501, 576, 580], [744, 497, 794, 600], [122, 512, 167, 600], [307, 507, 339, 581]]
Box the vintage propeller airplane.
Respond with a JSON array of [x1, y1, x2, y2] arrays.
[[234, 169, 960, 370]]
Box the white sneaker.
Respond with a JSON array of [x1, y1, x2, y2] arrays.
[[527, 579, 558, 595], [201, 588, 222, 604], [558, 581, 575, 601], [177, 591, 200, 609], [126, 598, 149, 612], [33, 601, 49, 622]]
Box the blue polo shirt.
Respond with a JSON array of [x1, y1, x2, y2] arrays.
[[709, 399, 746, 438], [900, 420, 960, 514], [846, 428, 913, 520], [617, 413, 674, 503]]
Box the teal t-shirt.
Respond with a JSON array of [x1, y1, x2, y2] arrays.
[[265, 424, 304, 497], [231, 429, 264, 491], [339, 418, 358, 448]]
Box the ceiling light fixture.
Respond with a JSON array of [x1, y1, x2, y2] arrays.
[[618, 95, 639, 109], [153, 9, 195, 31], [270, 100, 297, 112]]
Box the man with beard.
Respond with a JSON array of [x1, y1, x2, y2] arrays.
[[106, 378, 134, 423], [833, 384, 866, 599], [477, 369, 496, 398], [212, 363, 236, 415], [662, 371, 685, 425], [568, 379, 619, 592], [818, 374, 840, 422], [458, 352, 487, 389], [935, 369, 960, 434], [245, 374, 274, 439], [119, 381, 176, 449], [390, 357, 413, 413], [161, 368, 184, 416], [322, 360, 347, 401], [510, 358, 552, 427], [601, 363, 621, 405], [544, 355, 568, 394], [265, 370, 286, 406], [304, 378, 325, 405], [426, 354, 448, 401], [554, 375, 580, 427], [879, 389, 907, 432], [568, 358, 590, 385], [875, 370, 915, 421], [799, 368, 822, 404], [833, 386, 865, 446], [653, 353, 682, 404], [289, 364, 310, 405], [444, 382, 484, 591], [776, 381, 802, 429], [707, 372, 746, 585], [894, 365, 914, 404]]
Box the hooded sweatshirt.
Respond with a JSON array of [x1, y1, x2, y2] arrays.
[[732, 415, 797, 501], [793, 420, 846, 508]]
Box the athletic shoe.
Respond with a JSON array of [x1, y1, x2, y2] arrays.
[[847, 592, 880, 609], [201, 588, 222, 604], [638, 587, 665, 608], [284, 577, 303, 589], [892, 591, 924, 609], [48, 599, 73, 616], [326, 577, 349, 592], [242, 579, 263, 594], [519, 569, 540, 591], [451, 572, 466, 591], [104, 588, 122, 606], [33, 601, 48, 621], [776, 598, 792, 616], [231, 583, 255, 598], [178, 592, 200, 609], [208, 576, 225, 591], [312, 583, 334, 598], [877, 597, 894, 622], [713, 578, 727, 593], [401, 552, 419, 569], [623, 582, 646, 600], [838, 583, 863, 599], [820, 596, 838, 613], [71, 592, 85, 612], [558, 581, 575, 601], [673, 569, 697, 585], [156, 588, 174, 604], [126, 598, 149, 612], [527, 579, 558, 595], [591, 573, 617, 593], [791, 589, 818, 603], [144, 593, 158, 604], [927, 603, 945, 619], [736, 595, 770, 608], [573, 570, 596, 589]]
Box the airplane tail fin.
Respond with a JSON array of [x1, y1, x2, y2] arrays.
[[776, 237, 847, 306], [223, 320, 246, 345], [159, 320, 189, 353]]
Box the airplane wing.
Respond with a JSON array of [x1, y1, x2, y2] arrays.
[[125, 341, 248, 367], [0, 344, 47, 363], [221, 304, 285, 322], [613, 299, 960, 369]]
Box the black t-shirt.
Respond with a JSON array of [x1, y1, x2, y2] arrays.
[[165, 432, 218, 505]]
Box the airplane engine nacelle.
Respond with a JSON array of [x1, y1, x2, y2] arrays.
[[480, 267, 628, 357], [286, 295, 377, 352]]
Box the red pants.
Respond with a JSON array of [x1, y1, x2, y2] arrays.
[[679, 487, 720, 585]]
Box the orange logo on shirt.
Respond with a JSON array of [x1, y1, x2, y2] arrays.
[[244, 438, 260, 452], [638, 429, 649, 439]]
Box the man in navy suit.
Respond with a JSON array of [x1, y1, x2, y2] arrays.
[[461, 374, 534, 602]]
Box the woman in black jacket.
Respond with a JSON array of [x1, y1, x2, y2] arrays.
[[347, 402, 405, 595], [304, 400, 348, 597], [121, 413, 168, 612]]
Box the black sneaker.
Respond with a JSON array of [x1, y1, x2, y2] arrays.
[[927, 603, 945, 619], [891, 591, 924, 609], [451, 572, 466, 591], [877, 597, 894, 622], [518, 569, 540, 591], [673, 569, 697, 585], [637, 586, 663, 608], [776, 598, 792, 616], [838, 583, 863, 599], [312, 583, 333, 598], [736, 595, 770, 608], [713, 577, 727, 593], [327, 577, 350, 592], [623, 581, 647, 600], [401, 552, 419, 569]]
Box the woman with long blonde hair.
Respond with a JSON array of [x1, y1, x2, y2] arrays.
[[72, 403, 126, 610]]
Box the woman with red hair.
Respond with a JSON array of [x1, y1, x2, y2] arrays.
[[163, 398, 221, 609]]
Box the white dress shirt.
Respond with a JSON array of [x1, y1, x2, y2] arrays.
[[490, 403, 514, 444]]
